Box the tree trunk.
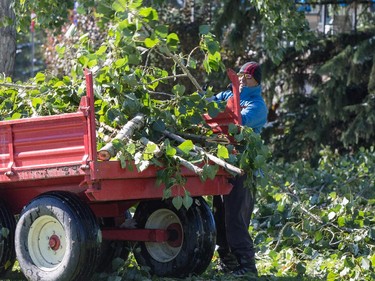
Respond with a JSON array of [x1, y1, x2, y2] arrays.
[[0, 0, 16, 77]]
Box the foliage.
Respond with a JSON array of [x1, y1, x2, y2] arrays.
[[206, 0, 315, 65], [253, 146, 375, 280], [251, 0, 314, 64], [262, 29, 375, 163], [14, 0, 75, 32]]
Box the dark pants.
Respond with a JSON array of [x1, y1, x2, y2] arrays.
[[213, 174, 256, 266]]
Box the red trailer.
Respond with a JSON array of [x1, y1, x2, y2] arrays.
[[0, 70, 240, 281]]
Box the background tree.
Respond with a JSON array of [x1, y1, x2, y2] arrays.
[[0, 0, 16, 77], [0, 0, 74, 78]]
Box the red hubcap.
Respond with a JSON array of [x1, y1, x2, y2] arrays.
[[167, 223, 183, 247], [49, 234, 61, 251]]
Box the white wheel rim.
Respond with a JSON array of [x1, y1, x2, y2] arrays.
[[27, 215, 67, 270], [145, 209, 183, 263]]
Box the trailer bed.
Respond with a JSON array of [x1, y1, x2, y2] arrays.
[[0, 71, 232, 215]]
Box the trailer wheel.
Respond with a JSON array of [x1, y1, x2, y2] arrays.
[[15, 192, 101, 281], [133, 197, 216, 278], [0, 201, 16, 275]]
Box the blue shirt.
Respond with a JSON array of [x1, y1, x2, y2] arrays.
[[211, 85, 268, 134]]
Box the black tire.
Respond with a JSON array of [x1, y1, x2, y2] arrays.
[[0, 201, 16, 275], [15, 191, 101, 281], [133, 197, 216, 278], [96, 211, 132, 273], [190, 197, 217, 275]]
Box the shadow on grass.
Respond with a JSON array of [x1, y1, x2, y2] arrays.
[[0, 270, 27, 281], [257, 277, 323, 281], [1, 269, 325, 281]]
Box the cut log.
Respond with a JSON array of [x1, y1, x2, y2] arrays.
[[162, 130, 244, 175], [98, 114, 145, 160]]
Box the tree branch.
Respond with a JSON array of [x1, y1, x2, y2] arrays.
[[163, 129, 244, 175], [0, 83, 37, 90], [147, 74, 188, 85]]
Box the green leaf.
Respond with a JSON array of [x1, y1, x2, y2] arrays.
[[144, 143, 158, 155], [163, 187, 172, 199], [228, 123, 238, 135], [115, 58, 127, 68], [199, 25, 210, 35], [178, 140, 194, 154], [206, 41, 220, 55], [172, 84, 185, 96], [139, 7, 158, 21], [126, 143, 136, 155], [187, 57, 197, 69], [55, 45, 65, 57], [144, 37, 159, 48], [217, 144, 229, 159], [172, 196, 183, 210], [32, 97, 43, 108], [112, 0, 127, 12], [337, 216, 346, 227], [370, 254, 375, 269], [207, 102, 220, 118], [10, 113, 22, 120], [296, 262, 306, 275], [327, 271, 338, 281], [155, 25, 168, 38], [35, 72, 45, 83], [234, 132, 244, 142], [166, 145, 177, 157], [254, 155, 266, 169], [78, 55, 89, 67], [123, 74, 138, 87], [96, 45, 107, 55], [119, 155, 126, 169], [274, 193, 284, 201], [53, 81, 65, 88], [202, 164, 219, 180], [152, 120, 166, 132], [87, 59, 97, 68], [167, 33, 180, 51], [329, 192, 337, 199], [182, 191, 193, 209], [314, 231, 323, 242]]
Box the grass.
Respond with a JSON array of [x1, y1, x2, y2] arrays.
[[1, 258, 326, 281]]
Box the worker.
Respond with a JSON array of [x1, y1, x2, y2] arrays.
[[210, 61, 268, 278]]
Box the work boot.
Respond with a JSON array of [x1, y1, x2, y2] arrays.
[[232, 262, 258, 278], [217, 251, 239, 272]]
